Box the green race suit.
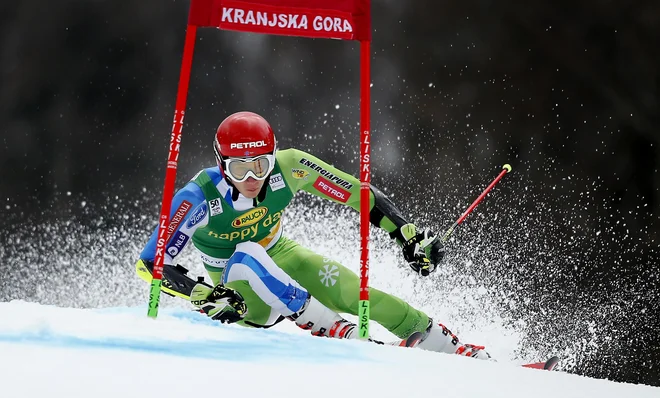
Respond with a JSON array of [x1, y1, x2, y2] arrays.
[[139, 148, 429, 338]]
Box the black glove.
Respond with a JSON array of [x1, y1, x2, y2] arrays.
[[396, 223, 445, 276], [190, 283, 248, 324]]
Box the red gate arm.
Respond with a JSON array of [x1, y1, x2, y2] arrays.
[[188, 0, 371, 41]]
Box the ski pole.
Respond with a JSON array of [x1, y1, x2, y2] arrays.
[[440, 164, 512, 243]]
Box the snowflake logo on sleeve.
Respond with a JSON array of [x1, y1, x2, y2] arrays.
[[319, 264, 339, 287]]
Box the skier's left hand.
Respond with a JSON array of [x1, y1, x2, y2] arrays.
[[397, 224, 445, 276]]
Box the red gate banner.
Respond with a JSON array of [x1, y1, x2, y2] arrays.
[[188, 0, 371, 41]]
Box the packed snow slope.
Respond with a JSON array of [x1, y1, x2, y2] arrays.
[[0, 301, 657, 398]]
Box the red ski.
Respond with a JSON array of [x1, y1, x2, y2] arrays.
[[522, 356, 560, 371]]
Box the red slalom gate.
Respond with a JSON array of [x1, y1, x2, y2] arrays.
[[148, 0, 374, 339]]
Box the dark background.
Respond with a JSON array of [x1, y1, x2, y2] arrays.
[[1, 0, 658, 386]]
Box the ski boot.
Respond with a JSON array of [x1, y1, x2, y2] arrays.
[[416, 320, 492, 360], [287, 296, 361, 339]]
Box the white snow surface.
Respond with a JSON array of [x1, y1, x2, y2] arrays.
[[1, 300, 657, 398]]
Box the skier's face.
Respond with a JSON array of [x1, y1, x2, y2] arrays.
[[232, 176, 266, 199]]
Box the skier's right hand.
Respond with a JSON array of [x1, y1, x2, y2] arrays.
[[190, 283, 247, 324]]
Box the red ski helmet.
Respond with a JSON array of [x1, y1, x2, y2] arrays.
[[214, 111, 276, 160]]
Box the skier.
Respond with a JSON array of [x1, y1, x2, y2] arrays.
[[136, 111, 491, 359]]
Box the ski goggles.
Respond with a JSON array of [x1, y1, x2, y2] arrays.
[[222, 154, 276, 182]]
